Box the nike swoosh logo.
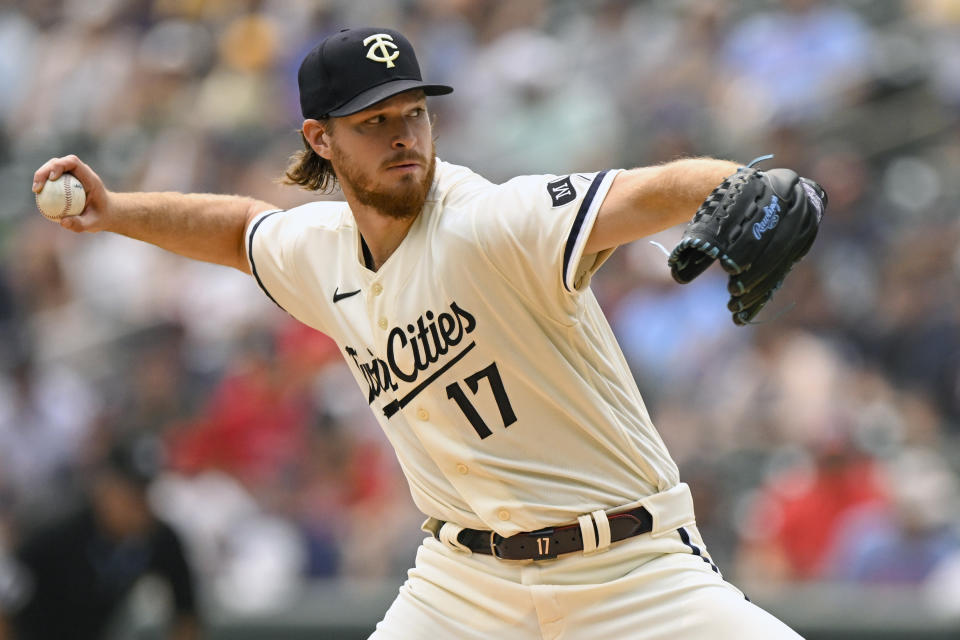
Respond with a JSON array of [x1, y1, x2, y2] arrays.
[[333, 287, 362, 303]]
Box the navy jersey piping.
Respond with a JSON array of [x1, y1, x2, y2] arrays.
[[247, 210, 285, 310], [677, 526, 720, 574], [360, 234, 375, 270], [562, 170, 609, 292]]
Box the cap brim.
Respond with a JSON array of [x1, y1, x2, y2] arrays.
[[327, 79, 453, 116]]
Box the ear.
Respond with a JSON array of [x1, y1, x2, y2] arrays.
[[302, 119, 333, 160]]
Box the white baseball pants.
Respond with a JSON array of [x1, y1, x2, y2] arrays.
[[370, 496, 801, 639]]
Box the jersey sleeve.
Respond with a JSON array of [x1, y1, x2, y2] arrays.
[[469, 170, 622, 306], [246, 209, 314, 322]]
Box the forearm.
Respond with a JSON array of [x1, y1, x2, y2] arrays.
[[638, 157, 740, 227], [32, 155, 278, 274], [586, 157, 740, 253], [105, 191, 271, 273]]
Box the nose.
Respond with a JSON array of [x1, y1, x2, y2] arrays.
[[390, 119, 416, 150]]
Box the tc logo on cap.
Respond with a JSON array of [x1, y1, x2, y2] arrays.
[[364, 33, 399, 68], [297, 27, 452, 118]]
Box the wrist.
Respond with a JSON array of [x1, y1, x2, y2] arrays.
[[97, 190, 126, 234]]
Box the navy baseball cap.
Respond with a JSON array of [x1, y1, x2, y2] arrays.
[[298, 27, 453, 119]]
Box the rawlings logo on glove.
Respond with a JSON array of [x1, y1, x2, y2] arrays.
[[668, 158, 827, 325], [752, 196, 780, 240]]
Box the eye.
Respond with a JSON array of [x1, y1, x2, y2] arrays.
[[408, 107, 425, 118], [365, 115, 385, 125]]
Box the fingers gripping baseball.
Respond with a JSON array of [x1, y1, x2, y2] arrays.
[[32, 155, 108, 232]]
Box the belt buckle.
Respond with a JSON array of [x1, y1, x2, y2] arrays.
[[489, 531, 505, 559]]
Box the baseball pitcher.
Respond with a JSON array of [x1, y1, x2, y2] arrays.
[[33, 27, 824, 639]]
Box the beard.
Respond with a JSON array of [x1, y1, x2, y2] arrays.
[[332, 141, 436, 220]]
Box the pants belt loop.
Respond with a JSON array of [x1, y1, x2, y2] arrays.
[[641, 482, 696, 538], [591, 509, 612, 552], [578, 514, 598, 553], [438, 522, 472, 554]]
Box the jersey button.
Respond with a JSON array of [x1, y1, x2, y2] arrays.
[[416, 408, 429, 421], [456, 463, 468, 475], [371, 283, 383, 295], [497, 510, 510, 521], [378, 317, 388, 330]]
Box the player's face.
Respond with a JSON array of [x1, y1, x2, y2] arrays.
[[328, 91, 435, 220]]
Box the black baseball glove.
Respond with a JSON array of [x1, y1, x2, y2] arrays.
[[668, 161, 826, 325]]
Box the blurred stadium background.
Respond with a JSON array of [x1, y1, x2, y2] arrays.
[[1, 0, 960, 637]]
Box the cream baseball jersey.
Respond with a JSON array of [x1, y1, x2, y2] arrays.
[[246, 160, 680, 536]]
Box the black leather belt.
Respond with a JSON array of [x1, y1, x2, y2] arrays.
[[437, 505, 654, 560]]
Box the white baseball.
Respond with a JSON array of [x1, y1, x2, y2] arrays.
[[36, 172, 86, 220]]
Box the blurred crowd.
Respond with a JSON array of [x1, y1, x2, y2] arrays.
[[1, 0, 960, 620]]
